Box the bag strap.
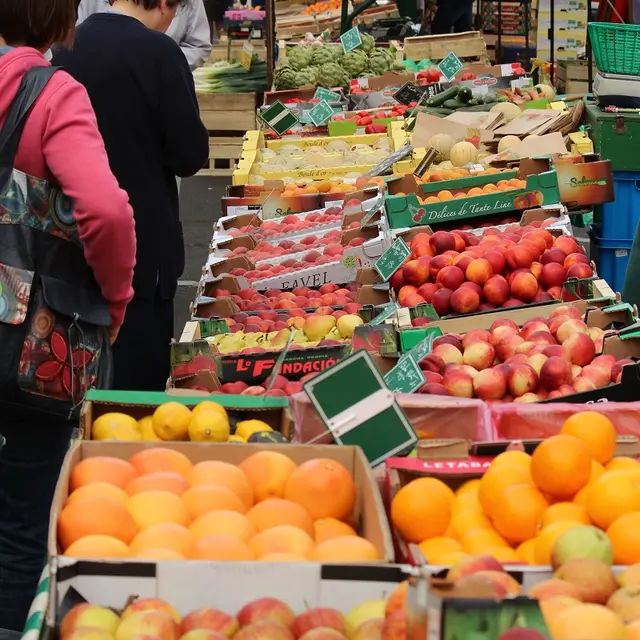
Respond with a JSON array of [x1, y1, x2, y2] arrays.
[[0, 66, 61, 169]]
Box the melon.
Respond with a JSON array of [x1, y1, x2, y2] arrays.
[[428, 133, 455, 162], [449, 141, 478, 167], [490, 102, 521, 123], [498, 135, 522, 153]]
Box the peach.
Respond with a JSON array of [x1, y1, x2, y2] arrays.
[[541, 263, 567, 289], [527, 331, 555, 346], [605, 586, 640, 623], [506, 353, 529, 365], [549, 314, 572, 336], [571, 364, 583, 380], [418, 382, 451, 396], [511, 272, 538, 302], [423, 371, 443, 384], [556, 319, 589, 344], [436, 265, 465, 290], [547, 287, 563, 300], [611, 358, 635, 383], [466, 259, 493, 285], [580, 365, 611, 388], [529, 579, 582, 601], [588, 326, 605, 344], [495, 334, 525, 362], [462, 329, 491, 349], [291, 609, 348, 639], [541, 248, 567, 265], [567, 263, 594, 280], [564, 252, 590, 269], [298, 630, 344, 640], [388, 270, 405, 292], [397, 285, 419, 307], [542, 344, 571, 361], [429, 254, 454, 280], [352, 619, 384, 640], [433, 335, 463, 351], [617, 565, 640, 588], [116, 611, 180, 640], [66, 631, 115, 640], [563, 332, 596, 367], [419, 353, 446, 372], [433, 343, 463, 365], [122, 600, 181, 624], [234, 622, 294, 640], [507, 245, 535, 270], [483, 275, 510, 306], [416, 282, 439, 303], [237, 598, 294, 628], [180, 610, 239, 637], [431, 288, 453, 316], [490, 325, 519, 347], [554, 558, 617, 605], [473, 368, 507, 400], [411, 242, 434, 260], [178, 631, 228, 640], [554, 236, 581, 256], [474, 570, 522, 596], [442, 370, 474, 398], [507, 363, 539, 397], [61, 605, 120, 638], [520, 320, 549, 341], [463, 341, 496, 371], [450, 288, 480, 314], [539, 356, 572, 391], [429, 230, 456, 255], [523, 232, 548, 255], [403, 258, 430, 287], [287, 317, 306, 329], [484, 249, 506, 275], [513, 392, 540, 404], [573, 377, 597, 393], [530, 261, 544, 281], [446, 554, 505, 581]]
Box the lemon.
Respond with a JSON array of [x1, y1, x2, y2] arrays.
[[92, 412, 141, 441], [192, 400, 228, 421], [138, 416, 162, 441], [188, 410, 230, 442], [228, 435, 246, 443], [236, 419, 272, 441], [152, 402, 192, 441]]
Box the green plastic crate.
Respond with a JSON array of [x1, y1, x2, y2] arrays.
[[588, 22, 640, 75]]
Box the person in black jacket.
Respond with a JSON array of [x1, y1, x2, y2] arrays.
[[53, 0, 209, 391]]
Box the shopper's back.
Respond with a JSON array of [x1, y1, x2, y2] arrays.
[[53, 12, 209, 300]]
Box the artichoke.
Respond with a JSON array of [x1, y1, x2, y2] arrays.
[[367, 52, 392, 76], [390, 61, 406, 72], [287, 45, 314, 71], [274, 66, 299, 90], [311, 47, 335, 66], [341, 50, 368, 79], [294, 67, 318, 87], [359, 33, 375, 54], [316, 62, 349, 88], [331, 46, 344, 64]]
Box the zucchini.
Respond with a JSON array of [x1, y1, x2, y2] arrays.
[[458, 87, 473, 103], [484, 91, 498, 103], [458, 103, 500, 112], [443, 99, 468, 110], [426, 86, 459, 107], [422, 107, 454, 116]]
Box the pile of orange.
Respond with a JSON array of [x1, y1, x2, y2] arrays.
[[416, 178, 528, 204], [59, 449, 381, 562], [301, 0, 340, 15], [416, 167, 503, 183], [281, 176, 385, 196], [390, 410, 640, 566]]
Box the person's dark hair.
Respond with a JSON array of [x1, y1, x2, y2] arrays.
[[0, 0, 76, 48], [108, 0, 188, 7]]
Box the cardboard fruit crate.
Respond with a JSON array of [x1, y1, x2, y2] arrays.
[[198, 135, 245, 177]]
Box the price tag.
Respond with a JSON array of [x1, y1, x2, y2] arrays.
[[340, 27, 362, 53], [240, 41, 253, 71], [402, 330, 440, 365], [438, 51, 463, 82], [374, 237, 411, 282], [258, 100, 299, 136], [393, 82, 422, 106], [384, 354, 425, 394], [308, 99, 334, 126], [314, 87, 342, 102], [369, 301, 401, 326], [359, 143, 413, 179]]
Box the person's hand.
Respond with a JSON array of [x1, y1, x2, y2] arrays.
[[109, 325, 120, 345]]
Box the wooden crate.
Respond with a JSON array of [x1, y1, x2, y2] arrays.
[[198, 135, 245, 177], [557, 60, 596, 94], [197, 92, 257, 132], [403, 30, 487, 62], [209, 40, 267, 62]]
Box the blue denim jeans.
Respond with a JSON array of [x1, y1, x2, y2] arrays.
[[0, 405, 73, 632]]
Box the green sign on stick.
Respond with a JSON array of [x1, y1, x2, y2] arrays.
[[384, 354, 424, 393], [438, 51, 463, 82], [403, 330, 439, 365], [369, 301, 400, 326], [314, 87, 342, 102], [303, 349, 418, 466], [308, 99, 334, 126], [340, 27, 362, 53], [374, 237, 411, 282], [259, 100, 299, 136]]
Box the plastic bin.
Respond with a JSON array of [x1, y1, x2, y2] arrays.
[[596, 171, 640, 239], [590, 231, 632, 292], [588, 22, 640, 76]]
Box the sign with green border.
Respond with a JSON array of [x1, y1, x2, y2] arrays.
[[375, 237, 411, 281], [383, 354, 424, 393], [303, 349, 418, 466], [259, 100, 299, 136], [308, 100, 334, 126], [438, 51, 463, 81], [340, 27, 362, 53], [369, 301, 400, 326], [314, 87, 342, 102]]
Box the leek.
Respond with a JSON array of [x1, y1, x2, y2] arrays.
[[193, 57, 268, 93]]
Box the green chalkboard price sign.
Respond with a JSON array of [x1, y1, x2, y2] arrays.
[[314, 87, 342, 102], [438, 52, 463, 82], [308, 100, 334, 126], [259, 100, 299, 136], [375, 237, 411, 281], [384, 354, 425, 393], [340, 27, 362, 53]]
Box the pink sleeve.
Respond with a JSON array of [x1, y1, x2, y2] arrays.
[[40, 76, 136, 329]]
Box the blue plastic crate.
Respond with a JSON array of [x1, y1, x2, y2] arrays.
[[590, 232, 633, 293], [598, 171, 640, 240]]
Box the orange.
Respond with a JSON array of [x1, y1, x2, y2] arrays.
[[491, 450, 532, 469], [129, 522, 194, 557], [439, 552, 467, 565], [186, 461, 254, 509], [456, 479, 481, 495], [259, 553, 308, 562], [478, 463, 532, 516], [491, 483, 549, 544], [534, 521, 584, 565], [63, 535, 132, 558], [607, 512, 640, 564], [452, 491, 482, 516], [189, 534, 255, 561], [467, 187, 483, 196], [125, 472, 189, 496], [128, 448, 192, 478], [58, 496, 138, 550], [425, 196, 440, 204], [530, 435, 592, 500], [560, 411, 617, 465], [437, 190, 454, 201], [461, 529, 509, 554], [66, 482, 129, 506], [484, 546, 520, 563], [516, 539, 537, 564], [541, 502, 590, 528], [126, 490, 189, 529], [390, 477, 453, 543], [451, 510, 492, 538], [284, 459, 355, 521], [552, 603, 627, 640], [314, 518, 357, 543], [586, 470, 640, 529], [417, 537, 462, 563], [309, 536, 380, 562], [134, 549, 183, 560], [605, 456, 640, 472], [246, 498, 314, 537], [573, 461, 606, 507], [70, 457, 138, 491], [181, 485, 246, 519], [238, 451, 297, 502], [628, 620, 640, 640], [189, 510, 256, 543], [249, 525, 314, 559]]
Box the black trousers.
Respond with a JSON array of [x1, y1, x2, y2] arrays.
[[0, 405, 73, 632], [431, 0, 474, 33], [111, 294, 174, 392]]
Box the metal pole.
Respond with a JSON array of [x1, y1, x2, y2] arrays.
[[587, 0, 593, 92], [267, 0, 275, 89]]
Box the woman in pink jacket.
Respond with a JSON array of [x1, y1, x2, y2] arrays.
[[0, 0, 136, 631]]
